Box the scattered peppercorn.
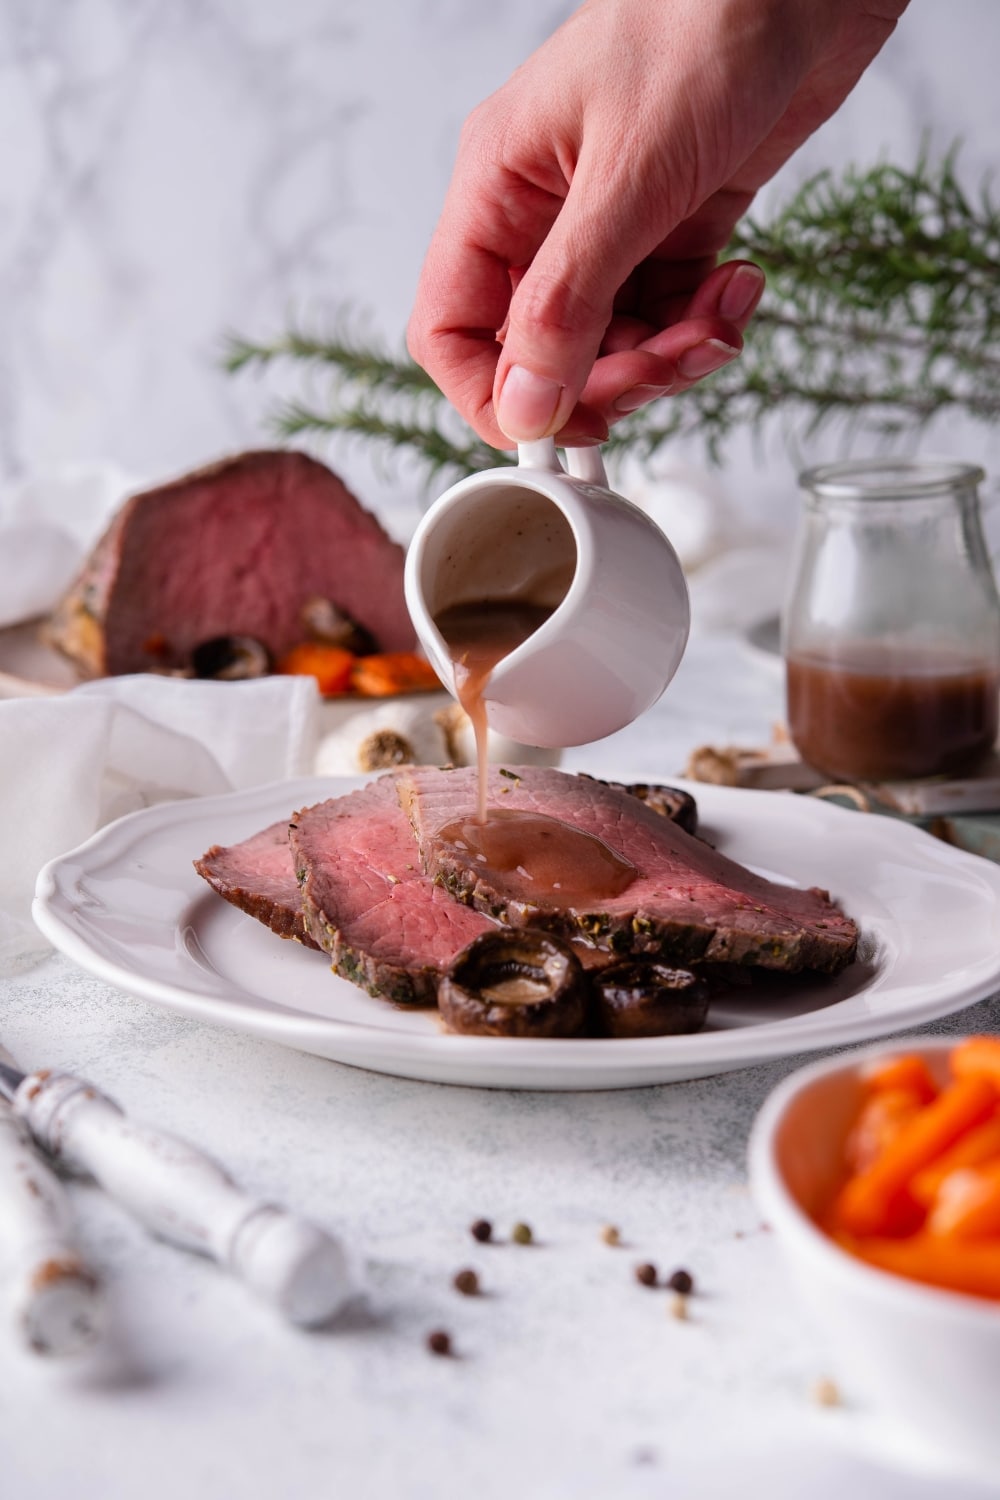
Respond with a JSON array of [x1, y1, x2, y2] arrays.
[[470, 1218, 493, 1243], [667, 1268, 694, 1295], [511, 1221, 533, 1245], [635, 1262, 658, 1287], [811, 1376, 841, 1408], [600, 1224, 621, 1246], [453, 1268, 480, 1296], [427, 1330, 452, 1357], [668, 1292, 689, 1321]]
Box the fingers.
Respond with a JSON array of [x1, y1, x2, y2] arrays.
[[491, 213, 767, 440], [567, 260, 765, 434], [689, 260, 765, 326], [492, 177, 653, 443], [573, 322, 741, 434]]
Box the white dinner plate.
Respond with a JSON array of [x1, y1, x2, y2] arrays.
[[33, 775, 1000, 1091]]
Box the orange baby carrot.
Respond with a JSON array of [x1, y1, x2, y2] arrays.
[[861, 1053, 938, 1105], [847, 1232, 1000, 1300], [845, 1088, 928, 1176], [910, 1112, 1000, 1206], [277, 643, 355, 695], [351, 652, 442, 697], [927, 1160, 1000, 1241], [832, 1075, 998, 1238], [950, 1036, 1000, 1090]]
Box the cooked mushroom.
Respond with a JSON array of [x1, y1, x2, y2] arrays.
[[590, 961, 709, 1038], [438, 931, 589, 1038], [300, 595, 377, 655], [190, 635, 272, 680], [621, 783, 698, 835]]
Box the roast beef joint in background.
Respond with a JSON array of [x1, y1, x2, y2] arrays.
[[45, 450, 415, 679]]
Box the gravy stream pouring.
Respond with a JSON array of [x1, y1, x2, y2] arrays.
[[433, 598, 637, 903], [404, 440, 691, 900]]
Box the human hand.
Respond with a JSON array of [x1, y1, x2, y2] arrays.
[[408, 0, 908, 447]]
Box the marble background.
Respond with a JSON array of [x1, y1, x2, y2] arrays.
[[1, 0, 998, 552]]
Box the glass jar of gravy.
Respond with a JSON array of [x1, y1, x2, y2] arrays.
[[782, 459, 1000, 782]]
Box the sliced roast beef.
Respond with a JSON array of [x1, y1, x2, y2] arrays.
[[193, 775, 705, 1000], [47, 450, 415, 677], [289, 776, 494, 1004], [399, 766, 858, 975], [194, 821, 319, 949], [193, 768, 856, 1006], [579, 775, 698, 835]]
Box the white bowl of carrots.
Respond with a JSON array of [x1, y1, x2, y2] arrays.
[[749, 1036, 1000, 1474]]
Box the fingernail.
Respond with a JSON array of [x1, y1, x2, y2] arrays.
[[677, 339, 739, 381], [496, 366, 565, 441], [613, 382, 675, 415], [718, 264, 765, 322]]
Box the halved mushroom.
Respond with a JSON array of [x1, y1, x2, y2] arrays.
[[590, 961, 709, 1038], [438, 931, 589, 1038], [190, 635, 272, 681], [300, 596, 377, 655]]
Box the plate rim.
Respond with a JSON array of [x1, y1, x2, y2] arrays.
[[32, 774, 1000, 1088]]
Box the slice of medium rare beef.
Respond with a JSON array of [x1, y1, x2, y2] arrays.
[[46, 450, 415, 678], [290, 775, 494, 1004], [578, 774, 698, 835], [194, 821, 319, 949], [194, 775, 702, 994], [399, 766, 858, 975]]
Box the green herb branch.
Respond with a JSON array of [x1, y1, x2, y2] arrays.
[[225, 144, 1000, 488]]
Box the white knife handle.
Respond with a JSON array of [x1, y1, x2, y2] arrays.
[[0, 1109, 104, 1356], [14, 1072, 351, 1328]]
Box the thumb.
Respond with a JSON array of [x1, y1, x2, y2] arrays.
[[493, 177, 654, 443]]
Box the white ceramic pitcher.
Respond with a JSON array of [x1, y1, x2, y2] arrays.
[[404, 439, 690, 749]]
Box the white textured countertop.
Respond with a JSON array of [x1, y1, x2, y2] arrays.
[[2, 631, 998, 1500]]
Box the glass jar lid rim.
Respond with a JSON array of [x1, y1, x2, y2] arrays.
[[799, 458, 985, 501]]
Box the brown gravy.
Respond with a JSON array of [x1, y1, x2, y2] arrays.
[[433, 599, 636, 905], [786, 647, 1000, 781], [434, 599, 554, 823], [436, 808, 636, 905]]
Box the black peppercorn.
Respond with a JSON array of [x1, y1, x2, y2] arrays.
[[635, 1262, 658, 1287], [667, 1268, 694, 1295], [470, 1218, 493, 1243], [427, 1329, 452, 1356]]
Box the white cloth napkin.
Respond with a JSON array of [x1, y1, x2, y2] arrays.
[[0, 674, 320, 975]]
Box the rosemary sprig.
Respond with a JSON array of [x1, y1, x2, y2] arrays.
[[226, 145, 1000, 489], [271, 397, 511, 484]]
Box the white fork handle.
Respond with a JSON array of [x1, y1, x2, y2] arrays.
[[0, 1108, 104, 1355], [14, 1072, 351, 1329]]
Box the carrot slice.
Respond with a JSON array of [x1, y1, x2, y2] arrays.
[[844, 1088, 928, 1176], [832, 1076, 998, 1238], [845, 1232, 1000, 1300], [911, 1112, 1000, 1205], [351, 652, 441, 696], [861, 1053, 938, 1105], [927, 1160, 1000, 1240], [277, 643, 355, 696], [950, 1036, 1000, 1089]]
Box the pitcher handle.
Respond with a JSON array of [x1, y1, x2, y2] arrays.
[[516, 439, 562, 473], [517, 440, 608, 488], [564, 446, 609, 487]]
